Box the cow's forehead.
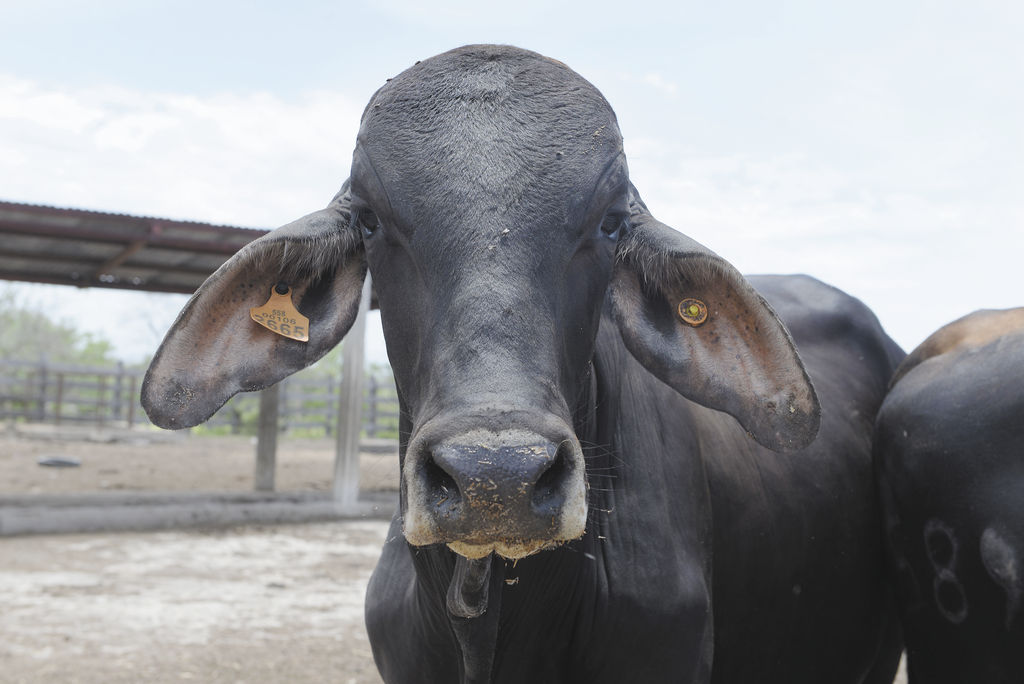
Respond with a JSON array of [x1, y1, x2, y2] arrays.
[[354, 45, 623, 197]]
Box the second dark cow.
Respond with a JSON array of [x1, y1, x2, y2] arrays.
[[875, 307, 1024, 683]]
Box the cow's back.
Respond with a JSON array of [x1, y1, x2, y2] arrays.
[[875, 308, 1024, 683], [706, 274, 904, 683]]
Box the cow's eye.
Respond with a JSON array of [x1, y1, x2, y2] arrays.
[[355, 209, 382, 237], [599, 213, 627, 240]]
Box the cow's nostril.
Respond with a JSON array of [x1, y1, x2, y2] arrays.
[[533, 440, 573, 512], [424, 453, 461, 514]]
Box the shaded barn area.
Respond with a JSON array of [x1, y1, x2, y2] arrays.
[[0, 200, 396, 535]]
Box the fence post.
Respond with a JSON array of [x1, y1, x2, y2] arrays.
[[97, 374, 107, 428], [333, 275, 371, 508], [278, 378, 289, 435], [113, 361, 125, 424], [54, 373, 65, 426], [325, 375, 335, 437], [254, 384, 279, 492], [36, 357, 48, 422], [366, 374, 379, 438], [127, 375, 137, 427]]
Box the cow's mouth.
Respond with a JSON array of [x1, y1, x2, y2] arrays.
[[447, 535, 575, 561]]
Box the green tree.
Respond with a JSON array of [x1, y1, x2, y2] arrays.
[[0, 288, 118, 365]]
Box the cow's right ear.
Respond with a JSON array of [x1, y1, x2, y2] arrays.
[[141, 183, 367, 429], [607, 186, 820, 452]]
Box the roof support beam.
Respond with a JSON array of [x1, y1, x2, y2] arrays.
[[94, 239, 147, 279]]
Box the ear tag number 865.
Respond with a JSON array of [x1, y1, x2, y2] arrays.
[[250, 283, 310, 342]]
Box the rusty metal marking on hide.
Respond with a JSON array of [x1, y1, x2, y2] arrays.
[[250, 283, 309, 342], [678, 298, 708, 327]]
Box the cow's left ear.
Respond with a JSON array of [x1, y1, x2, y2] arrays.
[[142, 183, 367, 429], [608, 188, 820, 452]]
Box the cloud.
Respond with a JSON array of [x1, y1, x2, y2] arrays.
[[0, 75, 98, 127], [641, 73, 678, 96], [370, 0, 549, 29], [0, 76, 363, 226]]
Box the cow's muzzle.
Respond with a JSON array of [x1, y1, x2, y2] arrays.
[[402, 426, 587, 559]]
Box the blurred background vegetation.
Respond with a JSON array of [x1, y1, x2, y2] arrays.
[[0, 287, 120, 366]]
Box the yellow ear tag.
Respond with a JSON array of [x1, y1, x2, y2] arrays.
[[249, 283, 310, 342], [678, 298, 708, 326]]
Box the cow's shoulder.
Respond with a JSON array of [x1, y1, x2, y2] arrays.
[[745, 273, 904, 374]]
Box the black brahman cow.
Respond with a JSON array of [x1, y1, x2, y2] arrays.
[[875, 307, 1024, 683], [143, 45, 903, 683]]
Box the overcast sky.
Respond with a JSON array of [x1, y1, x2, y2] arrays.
[[2, 0, 1022, 366]]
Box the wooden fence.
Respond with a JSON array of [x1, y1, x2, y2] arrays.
[[0, 358, 398, 438]]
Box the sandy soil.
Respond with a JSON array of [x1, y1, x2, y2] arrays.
[[0, 426, 398, 496], [0, 521, 389, 684]]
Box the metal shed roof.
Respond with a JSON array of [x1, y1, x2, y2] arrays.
[[0, 200, 268, 294]]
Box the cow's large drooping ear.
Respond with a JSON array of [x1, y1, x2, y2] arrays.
[[608, 188, 820, 452], [142, 183, 366, 429]]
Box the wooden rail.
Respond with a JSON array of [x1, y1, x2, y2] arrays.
[[0, 358, 398, 438]]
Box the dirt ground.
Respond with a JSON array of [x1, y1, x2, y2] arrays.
[[0, 424, 398, 496], [0, 521, 389, 684], [0, 426, 907, 683]]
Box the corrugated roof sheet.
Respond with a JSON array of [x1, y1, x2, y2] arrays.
[[0, 200, 269, 294]]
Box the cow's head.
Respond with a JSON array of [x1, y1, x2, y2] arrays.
[[142, 45, 819, 560]]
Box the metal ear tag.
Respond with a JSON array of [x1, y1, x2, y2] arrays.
[[250, 283, 310, 342], [678, 298, 708, 326]]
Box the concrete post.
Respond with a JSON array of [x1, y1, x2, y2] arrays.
[[255, 384, 280, 491], [333, 275, 372, 509]]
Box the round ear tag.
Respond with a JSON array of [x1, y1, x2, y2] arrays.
[[678, 298, 708, 326]]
